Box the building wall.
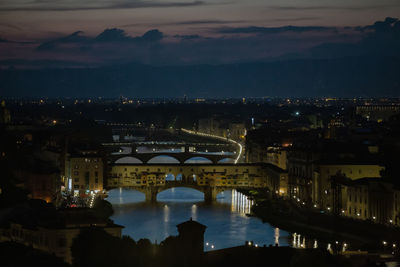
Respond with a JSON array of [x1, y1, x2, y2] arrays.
[[13, 170, 61, 204], [345, 185, 369, 220], [287, 151, 317, 203], [264, 165, 288, 197], [312, 164, 384, 209], [393, 190, 400, 226], [266, 148, 287, 170], [339, 182, 400, 226], [356, 105, 400, 122], [65, 156, 104, 194], [228, 123, 246, 142]]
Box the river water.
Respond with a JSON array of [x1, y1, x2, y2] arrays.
[[107, 188, 290, 251]]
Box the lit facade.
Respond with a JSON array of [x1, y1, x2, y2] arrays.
[[65, 153, 104, 194], [312, 164, 384, 209]]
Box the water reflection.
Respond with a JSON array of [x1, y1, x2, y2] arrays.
[[107, 188, 290, 249], [231, 189, 253, 215]]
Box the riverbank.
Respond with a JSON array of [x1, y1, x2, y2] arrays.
[[239, 189, 400, 251]]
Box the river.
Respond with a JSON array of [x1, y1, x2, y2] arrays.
[[107, 188, 290, 251]]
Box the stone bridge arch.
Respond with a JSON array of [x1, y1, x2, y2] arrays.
[[114, 156, 143, 164], [142, 182, 228, 203], [217, 158, 235, 164], [183, 157, 213, 164], [146, 155, 181, 164]]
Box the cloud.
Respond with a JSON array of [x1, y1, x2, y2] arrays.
[[95, 29, 130, 42], [2, 18, 398, 67], [268, 4, 400, 11], [362, 17, 400, 33], [173, 34, 202, 40], [140, 29, 163, 42], [36, 28, 164, 51], [0, 23, 23, 31], [217, 25, 337, 35], [118, 19, 246, 29], [171, 19, 246, 25], [308, 17, 400, 58], [0, 0, 206, 11], [37, 30, 90, 50]]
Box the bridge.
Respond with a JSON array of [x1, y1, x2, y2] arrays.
[[107, 163, 273, 202], [109, 153, 237, 165]]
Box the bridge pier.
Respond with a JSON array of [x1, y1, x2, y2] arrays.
[[204, 187, 218, 203], [145, 187, 158, 203]]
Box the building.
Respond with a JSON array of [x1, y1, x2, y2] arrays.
[[264, 163, 288, 197], [287, 147, 319, 203], [0, 100, 11, 124], [332, 177, 400, 226], [356, 105, 400, 122], [64, 150, 104, 196], [266, 147, 287, 170], [176, 218, 207, 257], [13, 158, 62, 205], [228, 122, 246, 142], [312, 163, 384, 210], [245, 139, 266, 163], [198, 118, 221, 136], [0, 203, 123, 264]]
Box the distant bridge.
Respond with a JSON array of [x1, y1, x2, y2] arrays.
[[107, 163, 270, 202], [109, 152, 237, 165]]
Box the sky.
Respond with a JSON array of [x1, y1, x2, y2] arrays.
[[1, 0, 400, 40], [0, 0, 399, 67]]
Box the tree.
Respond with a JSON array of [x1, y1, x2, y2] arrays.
[[71, 227, 141, 267], [92, 198, 114, 219]]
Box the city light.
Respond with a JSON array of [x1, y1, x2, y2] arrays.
[[181, 128, 243, 164]]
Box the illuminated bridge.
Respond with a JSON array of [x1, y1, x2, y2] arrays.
[[109, 152, 237, 165], [107, 163, 272, 202]]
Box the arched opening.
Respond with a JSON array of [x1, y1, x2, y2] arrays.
[[157, 187, 204, 202], [115, 156, 143, 164], [147, 155, 180, 164], [184, 157, 213, 164], [217, 158, 235, 164], [165, 173, 175, 181], [106, 187, 145, 204]]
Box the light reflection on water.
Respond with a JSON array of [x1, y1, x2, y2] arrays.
[[107, 188, 290, 250]]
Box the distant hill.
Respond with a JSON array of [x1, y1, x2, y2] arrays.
[[1, 56, 399, 97]]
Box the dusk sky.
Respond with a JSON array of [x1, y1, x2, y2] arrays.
[[1, 0, 400, 40], [1, 0, 400, 97]]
